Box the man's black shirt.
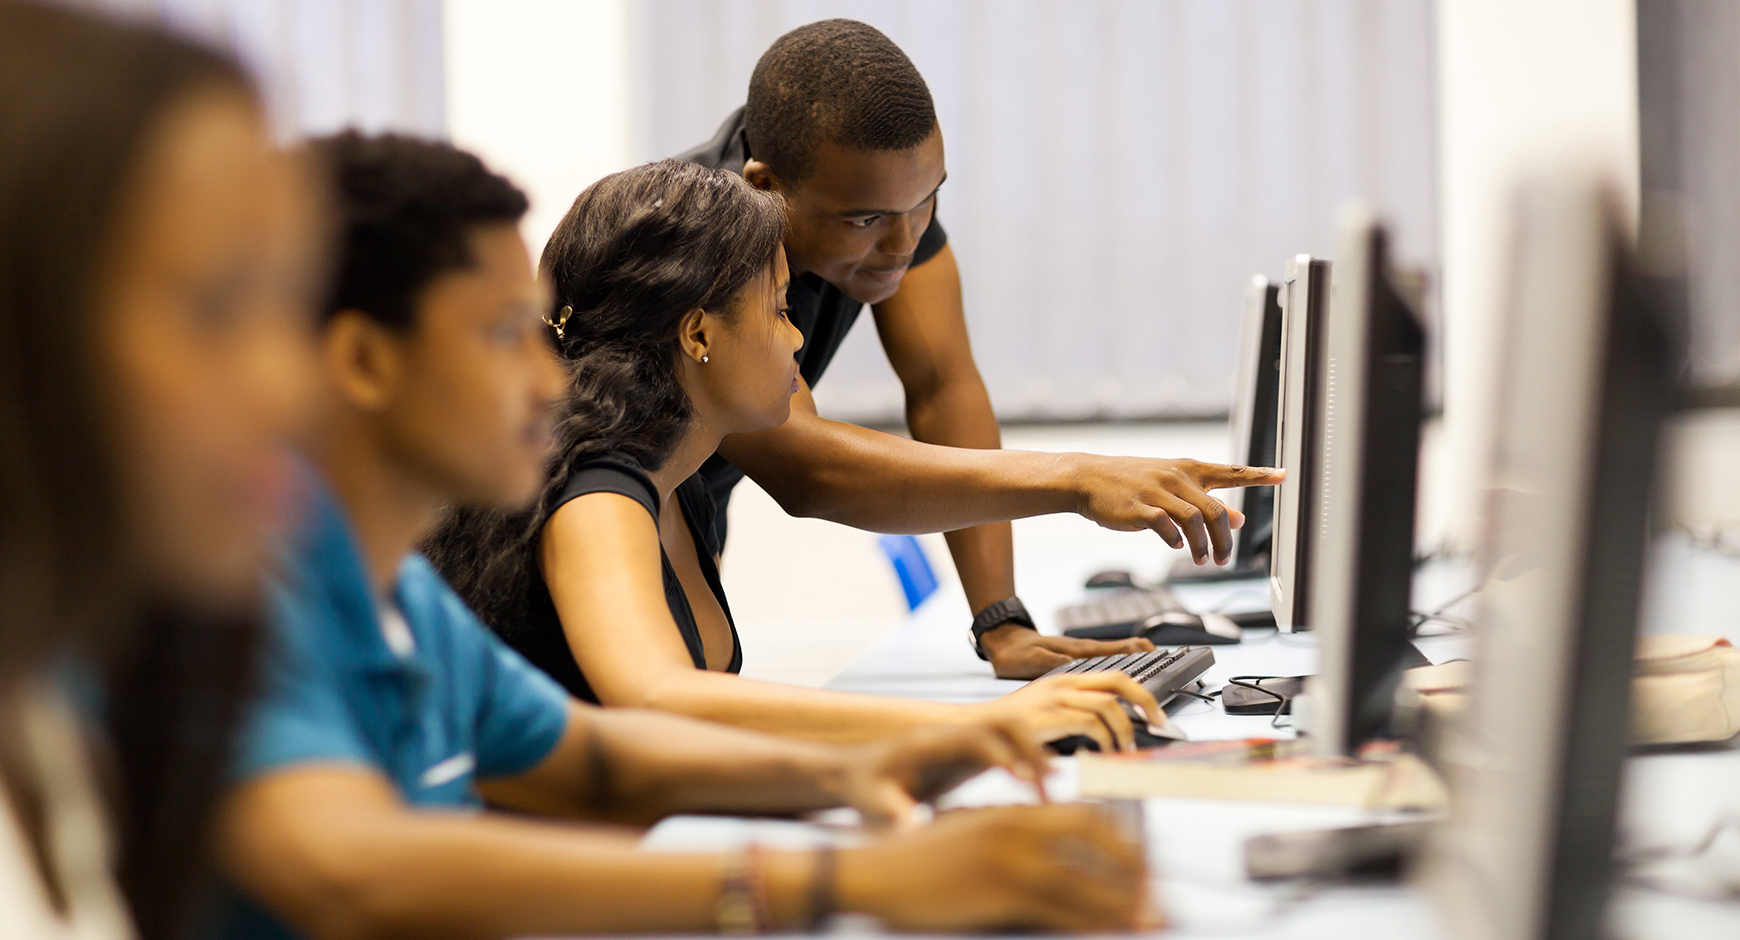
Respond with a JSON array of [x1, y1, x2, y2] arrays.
[[677, 107, 948, 547]]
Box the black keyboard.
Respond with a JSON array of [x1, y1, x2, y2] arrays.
[[1036, 647, 1216, 708], [1056, 587, 1242, 644]]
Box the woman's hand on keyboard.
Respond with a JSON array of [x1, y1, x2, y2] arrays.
[[839, 803, 1157, 932], [1071, 456, 1284, 565], [975, 672, 1163, 753], [979, 624, 1153, 679], [840, 716, 1054, 828]]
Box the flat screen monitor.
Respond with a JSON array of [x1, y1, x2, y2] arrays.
[[1269, 255, 1331, 632], [1306, 208, 1428, 758], [1229, 276, 1284, 569], [1421, 179, 1676, 940], [1169, 277, 1283, 584]]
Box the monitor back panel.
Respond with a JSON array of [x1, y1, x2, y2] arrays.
[[1269, 256, 1330, 632]]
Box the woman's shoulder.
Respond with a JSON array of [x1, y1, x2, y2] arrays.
[[553, 452, 660, 520]]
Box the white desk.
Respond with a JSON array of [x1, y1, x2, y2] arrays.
[[645, 535, 1740, 937]]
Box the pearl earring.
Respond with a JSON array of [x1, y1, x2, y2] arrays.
[[701, 355, 710, 363]]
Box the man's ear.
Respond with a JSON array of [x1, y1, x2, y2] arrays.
[[742, 158, 781, 194], [676, 307, 713, 366], [321, 310, 405, 412]]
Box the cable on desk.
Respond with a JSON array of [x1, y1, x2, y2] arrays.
[[1409, 582, 1485, 637], [1164, 687, 1219, 719], [1223, 676, 1295, 729]]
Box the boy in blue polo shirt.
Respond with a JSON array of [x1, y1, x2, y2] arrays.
[[209, 132, 1149, 938]]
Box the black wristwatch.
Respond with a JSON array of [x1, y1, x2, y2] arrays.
[[970, 596, 1037, 661]]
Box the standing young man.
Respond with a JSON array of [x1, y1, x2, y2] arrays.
[[680, 20, 1282, 677], [212, 133, 1150, 940]]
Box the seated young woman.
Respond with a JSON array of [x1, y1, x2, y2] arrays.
[[430, 159, 1163, 750]]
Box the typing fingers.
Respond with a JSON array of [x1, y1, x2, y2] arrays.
[[1052, 672, 1162, 724], [1060, 691, 1135, 752], [984, 717, 1053, 802], [1055, 711, 1115, 753], [1015, 808, 1149, 928]]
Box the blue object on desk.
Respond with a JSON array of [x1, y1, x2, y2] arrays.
[[878, 534, 938, 611]]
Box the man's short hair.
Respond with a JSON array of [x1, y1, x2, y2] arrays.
[[744, 19, 937, 182], [313, 131, 528, 329]]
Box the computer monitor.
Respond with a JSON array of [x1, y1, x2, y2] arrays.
[[1169, 276, 1283, 584], [1269, 255, 1331, 632], [1422, 180, 1677, 940], [1306, 208, 1428, 758], [1229, 277, 1285, 569]]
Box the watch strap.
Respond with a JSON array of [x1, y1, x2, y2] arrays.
[[970, 596, 1037, 660]]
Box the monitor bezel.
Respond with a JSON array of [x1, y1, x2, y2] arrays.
[[1269, 255, 1331, 632]]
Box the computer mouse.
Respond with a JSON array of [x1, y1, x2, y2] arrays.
[[1045, 702, 1188, 754], [1140, 610, 1243, 646], [1085, 569, 1137, 590], [1046, 724, 1176, 755]]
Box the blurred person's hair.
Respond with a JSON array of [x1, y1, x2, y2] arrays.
[[310, 130, 529, 330], [0, 3, 263, 937], [423, 158, 784, 643], [745, 19, 937, 181]]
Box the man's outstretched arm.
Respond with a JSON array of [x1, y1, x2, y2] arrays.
[[715, 378, 1281, 566]]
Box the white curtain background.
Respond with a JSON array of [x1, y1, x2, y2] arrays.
[[63, 0, 446, 141], [60, 0, 1440, 424], [632, 0, 1438, 424]]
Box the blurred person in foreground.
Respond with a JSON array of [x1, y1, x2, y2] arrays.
[[428, 158, 1166, 751], [210, 131, 1150, 940], [0, 2, 321, 938]]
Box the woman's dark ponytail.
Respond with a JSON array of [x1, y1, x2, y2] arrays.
[[425, 159, 784, 637]]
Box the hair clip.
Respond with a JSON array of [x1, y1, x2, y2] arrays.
[[543, 304, 574, 340]]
